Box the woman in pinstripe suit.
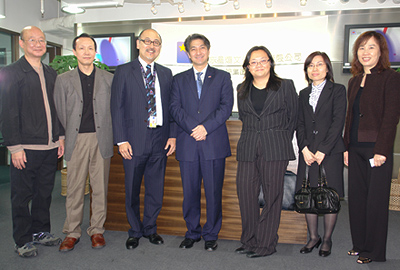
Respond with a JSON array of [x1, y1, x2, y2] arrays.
[[235, 46, 298, 258], [296, 52, 346, 257]]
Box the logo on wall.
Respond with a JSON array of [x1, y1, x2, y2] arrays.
[[177, 42, 191, 63]]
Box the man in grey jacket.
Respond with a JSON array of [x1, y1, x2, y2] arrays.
[[54, 33, 113, 252]]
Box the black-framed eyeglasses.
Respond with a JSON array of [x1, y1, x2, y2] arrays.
[[139, 38, 161, 47], [249, 59, 270, 67]]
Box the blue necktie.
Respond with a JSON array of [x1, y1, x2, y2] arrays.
[[196, 72, 203, 99], [145, 64, 156, 127]]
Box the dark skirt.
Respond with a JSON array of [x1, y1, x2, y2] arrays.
[[296, 151, 344, 198]]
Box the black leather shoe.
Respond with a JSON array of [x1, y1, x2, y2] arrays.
[[179, 238, 201, 249], [126, 237, 139, 249], [300, 237, 322, 254], [235, 247, 251, 254], [204, 240, 218, 251], [319, 241, 332, 257], [143, 233, 164, 245], [246, 251, 267, 258]]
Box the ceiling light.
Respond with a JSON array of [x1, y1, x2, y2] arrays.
[[61, 1, 124, 15], [340, 0, 350, 3], [233, 0, 240, 10], [151, 3, 157, 15], [300, 0, 307, 6], [394, 0, 400, 4], [61, 5, 85, 14], [202, 0, 228, 5], [359, 0, 368, 2], [178, 2, 184, 13], [204, 3, 211, 11], [266, 0, 272, 8], [377, 0, 386, 3]]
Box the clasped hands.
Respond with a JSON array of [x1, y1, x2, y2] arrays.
[[119, 138, 176, 160], [191, 125, 207, 141], [302, 146, 325, 166]]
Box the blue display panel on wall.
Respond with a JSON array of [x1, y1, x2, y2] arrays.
[[92, 33, 137, 70], [343, 23, 400, 72]]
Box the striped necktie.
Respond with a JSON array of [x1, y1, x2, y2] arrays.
[[145, 64, 156, 127], [196, 72, 203, 99]]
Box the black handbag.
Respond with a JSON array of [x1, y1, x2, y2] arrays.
[[294, 165, 341, 214]]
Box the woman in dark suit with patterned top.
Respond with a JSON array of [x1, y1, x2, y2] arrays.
[[344, 31, 400, 264], [296, 52, 347, 257], [235, 46, 298, 258]]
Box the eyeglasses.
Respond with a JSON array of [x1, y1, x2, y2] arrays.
[[249, 59, 270, 67], [139, 38, 161, 47], [22, 38, 47, 46], [308, 62, 325, 69]]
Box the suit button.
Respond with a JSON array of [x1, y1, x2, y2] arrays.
[[198, 111, 200, 114], [257, 118, 260, 121], [312, 120, 315, 123], [359, 114, 363, 117], [257, 130, 260, 134], [76, 128, 78, 131], [79, 114, 81, 117]]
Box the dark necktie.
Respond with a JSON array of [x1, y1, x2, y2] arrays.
[[145, 64, 156, 127], [196, 72, 203, 99]]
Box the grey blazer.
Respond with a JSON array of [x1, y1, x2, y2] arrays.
[[54, 67, 114, 161], [236, 79, 298, 162]]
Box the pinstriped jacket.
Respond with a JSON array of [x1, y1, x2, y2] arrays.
[[236, 79, 298, 162]]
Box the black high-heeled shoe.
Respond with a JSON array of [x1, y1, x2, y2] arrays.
[[319, 241, 332, 257], [300, 237, 322, 254]]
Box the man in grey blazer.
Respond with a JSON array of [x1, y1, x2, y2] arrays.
[[54, 33, 114, 252]]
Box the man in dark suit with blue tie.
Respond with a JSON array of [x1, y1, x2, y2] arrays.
[[170, 33, 234, 251], [111, 29, 176, 250]]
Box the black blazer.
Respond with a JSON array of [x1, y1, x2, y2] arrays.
[[111, 59, 176, 156], [236, 79, 298, 162], [296, 80, 347, 156]]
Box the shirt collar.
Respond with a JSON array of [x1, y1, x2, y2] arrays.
[[78, 65, 95, 79], [311, 79, 326, 92], [193, 65, 208, 78], [138, 56, 155, 72]]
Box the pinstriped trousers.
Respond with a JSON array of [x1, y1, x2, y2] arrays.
[[236, 140, 288, 256]]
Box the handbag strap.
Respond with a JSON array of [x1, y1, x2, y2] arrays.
[[302, 165, 311, 189], [318, 165, 328, 187]]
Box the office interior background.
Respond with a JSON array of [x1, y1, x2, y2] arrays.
[[1, 1, 400, 269]]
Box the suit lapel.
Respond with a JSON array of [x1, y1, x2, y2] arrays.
[[200, 66, 215, 102], [245, 85, 258, 115], [93, 67, 100, 98], [131, 59, 147, 99], [303, 86, 314, 118], [70, 68, 83, 100], [314, 81, 332, 114], [185, 68, 199, 101], [259, 87, 278, 116]]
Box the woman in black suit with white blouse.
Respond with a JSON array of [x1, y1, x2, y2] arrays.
[[296, 52, 347, 257], [235, 46, 298, 258]]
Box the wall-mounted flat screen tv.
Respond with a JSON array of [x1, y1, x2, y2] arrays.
[[343, 23, 400, 72], [92, 33, 137, 70]]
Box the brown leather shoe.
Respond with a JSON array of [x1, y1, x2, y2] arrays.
[[59, 237, 79, 252], [91, 234, 106, 249]]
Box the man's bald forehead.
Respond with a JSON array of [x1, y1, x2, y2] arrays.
[[139, 29, 162, 42], [20, 26, 45, 40]]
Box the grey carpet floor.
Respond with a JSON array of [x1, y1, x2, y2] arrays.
[[0, 171, 399, 270]]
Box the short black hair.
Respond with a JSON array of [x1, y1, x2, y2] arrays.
[[73, 33, 97, 51], [184, 33, 210, 52]]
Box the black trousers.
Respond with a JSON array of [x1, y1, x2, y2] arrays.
[[123, 127, 167, 238], [236, 139, 288, 255], [10, 148, 58, 246], [348, 146, 392, 262]]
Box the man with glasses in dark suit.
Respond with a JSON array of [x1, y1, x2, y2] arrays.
[[111, 29, 176, 250]]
